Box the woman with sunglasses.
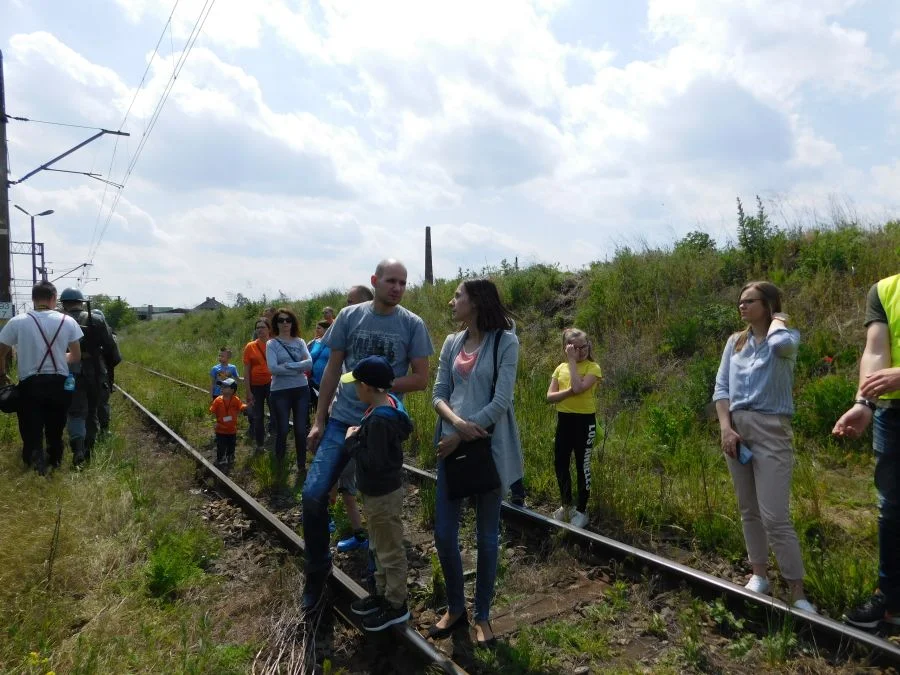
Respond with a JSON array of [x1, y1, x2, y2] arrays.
[[266, 307, 312, 485], [713, 281, 815, 613], [243, 316, 272, 453]]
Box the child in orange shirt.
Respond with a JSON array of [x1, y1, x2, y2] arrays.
[[209, 378, 246, 468]]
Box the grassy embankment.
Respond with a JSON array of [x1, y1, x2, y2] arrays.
[[0, 396, 269, 673], [119, 212, 900, 619]]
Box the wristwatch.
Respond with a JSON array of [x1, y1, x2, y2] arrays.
[[854, 398, 877, 411]]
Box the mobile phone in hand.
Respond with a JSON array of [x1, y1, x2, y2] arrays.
[[738, 443, 753, 465]]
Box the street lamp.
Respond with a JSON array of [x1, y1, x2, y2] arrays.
[[14, 205, 54, 285]]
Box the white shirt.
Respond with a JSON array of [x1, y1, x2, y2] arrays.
[[0, 310, 83, 379]]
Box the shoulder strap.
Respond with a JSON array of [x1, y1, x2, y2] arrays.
[[490, 330, 501, 398], [29, 313, 66, 372], [277, 339, 299, 362]]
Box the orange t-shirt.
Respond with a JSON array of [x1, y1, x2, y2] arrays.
[[209, 395, 246, 435], [243, 340, 272, 386]]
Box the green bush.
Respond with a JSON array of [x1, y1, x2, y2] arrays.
[[797, 228, 864, 277], [145, 527, 219, 600], [793, 375, 856, 439]]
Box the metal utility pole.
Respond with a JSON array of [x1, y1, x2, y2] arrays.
[[425, 226, 433, 285], [13, 205, 53, 284], [0, 50, 12, 316]]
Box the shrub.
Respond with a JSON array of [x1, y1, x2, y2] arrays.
[[793, 375, 856, 439], [145, 527, 219, 600], [797, 228, 864, 277], [737, 196, 778, 270]]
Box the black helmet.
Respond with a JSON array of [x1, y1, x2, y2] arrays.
[[60, 287, 84, 302]]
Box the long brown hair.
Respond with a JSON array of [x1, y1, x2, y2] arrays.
[[461, 278, 514, 332], [733, 281, 783, 353]]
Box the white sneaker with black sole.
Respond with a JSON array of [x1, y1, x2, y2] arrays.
[[362, 602, 410, 631]]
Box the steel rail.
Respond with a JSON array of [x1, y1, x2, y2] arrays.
[[115, 382, 467, 675], [126, 361, 900, 667], [404, 468, 900, 668]]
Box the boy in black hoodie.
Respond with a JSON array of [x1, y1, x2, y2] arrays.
[[341, 355, 414, 631]]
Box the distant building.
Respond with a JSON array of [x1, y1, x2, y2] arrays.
[[132, 305, 189, 321], [193, 296, 227, 311]]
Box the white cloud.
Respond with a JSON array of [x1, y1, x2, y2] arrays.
[[4, 0, 900, 308]]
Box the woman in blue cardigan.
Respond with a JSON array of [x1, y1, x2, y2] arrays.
[[428, 278, 524, 647]]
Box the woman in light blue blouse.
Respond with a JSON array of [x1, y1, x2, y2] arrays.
[[713, 281, 815, 613]]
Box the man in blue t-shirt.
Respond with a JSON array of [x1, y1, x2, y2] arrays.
[[301, 259, 433, 609]]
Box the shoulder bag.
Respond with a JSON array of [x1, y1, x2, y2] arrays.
[[444, 331, 502, 500]]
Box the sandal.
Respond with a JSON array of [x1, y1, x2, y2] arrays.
[[426, 612, 468, 639], [474, 620, 497, 648]]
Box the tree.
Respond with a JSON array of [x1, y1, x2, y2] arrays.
[[675, 230, 716, 254], [88, 294, 137, 331]]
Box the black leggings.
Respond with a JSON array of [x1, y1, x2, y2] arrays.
[[554, 412, 596, 513]]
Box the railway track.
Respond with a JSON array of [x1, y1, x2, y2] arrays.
[[122, 360, 900, 670], [115, 380, 467, 675]]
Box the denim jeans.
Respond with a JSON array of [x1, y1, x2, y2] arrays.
[[301, 418, 352, 573], [875, 408, 900, 610], [434, 458, 502, 621], [270, 386, 309, 471]]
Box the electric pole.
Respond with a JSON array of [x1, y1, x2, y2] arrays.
[[0, 49, 12, 316]]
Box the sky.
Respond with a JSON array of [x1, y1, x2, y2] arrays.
[[2, 0, 899, 309]]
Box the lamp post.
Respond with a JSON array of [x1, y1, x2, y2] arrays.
[[13, 205, 54, 285]]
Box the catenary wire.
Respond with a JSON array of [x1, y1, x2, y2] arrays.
[[86, 0, 215, 277], [85, 0, 184, 265]]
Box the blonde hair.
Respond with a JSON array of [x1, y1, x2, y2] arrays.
[[562, 327, 595, 361], [733, 281, 783, 353]]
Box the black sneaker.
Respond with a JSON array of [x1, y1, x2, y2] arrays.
[[362, 602, 410, 632], [843, 592, 900, 628], [301, 566, 332, 610], [351, 594, 384, 616]]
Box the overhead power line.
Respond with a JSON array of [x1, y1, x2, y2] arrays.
[[86, 0, 183, 261], [85, 0, 216, 283], [7, 115, 109, 131]]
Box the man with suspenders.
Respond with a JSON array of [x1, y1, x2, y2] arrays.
[[0, 282, 82, 474]]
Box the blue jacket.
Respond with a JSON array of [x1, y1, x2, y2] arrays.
[[309, 338, 330, 387]]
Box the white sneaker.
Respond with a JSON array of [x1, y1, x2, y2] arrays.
[[792, 598, 817, 614], [570, 511, 589, 529], [551, 506, 568, 521], [744, 575, 770, 594]]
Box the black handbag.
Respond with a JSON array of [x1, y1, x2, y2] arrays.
[[0, 383, 20, 414], [444, 333, 502, 500]]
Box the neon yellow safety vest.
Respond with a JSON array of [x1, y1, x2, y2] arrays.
[[876, 273, 900, 400]]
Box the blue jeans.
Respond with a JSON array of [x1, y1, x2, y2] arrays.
[[270, 386, 309, 471], [434, 459, 502, 621], [875, 408, 900, 609], [302, 418, 352, 573]]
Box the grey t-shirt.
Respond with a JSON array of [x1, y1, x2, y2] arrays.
[[325, 301, 434, 424], [865, 283, 888, 326]]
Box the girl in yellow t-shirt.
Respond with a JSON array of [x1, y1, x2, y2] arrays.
[[545, 328, 602, 529]]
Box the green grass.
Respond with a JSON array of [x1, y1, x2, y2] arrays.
[[0, 399, 258, 674], [116, 217, 900, 619]]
